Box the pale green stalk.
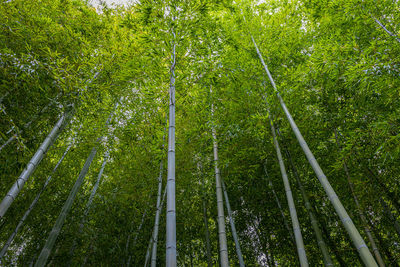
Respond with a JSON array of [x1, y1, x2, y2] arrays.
[[211, 94, 229, 267], [221, 179, 245, 267], [269, 118, 308, 267], [251, 33, 377, 266]]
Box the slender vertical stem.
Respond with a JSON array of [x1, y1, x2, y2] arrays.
[[151, 183, 167, 267], [269, 118, 308, 267], [200, 168, 213, 267], [34, 146, 98, 267], [166, 23, 177, 267], [0, 142, 72, 261], [34, 106, 115, 267], [147, 187, 167, 267], [127, 210, 147, 267], [67, 151, 110, 264], [221, 179, 245, 267], [266, 231, 275, 266], [263, 165, 294, 242], [380, 198, 400, 237], [0, 114, 67, 218], [372, 16, 400, 43], [250, 33, 378, 267], [0, 134, 16, 152], [278, 131, 333, 266], [211, 97, 229, 267], [366, 216, 398, 266], [334, 130, 385, 266], [144, 234, 153, 267]]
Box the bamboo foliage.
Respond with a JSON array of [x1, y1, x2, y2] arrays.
[[127, 210, 147, 267], [0, 0, 399, 265], [200, 162, 213, 267]]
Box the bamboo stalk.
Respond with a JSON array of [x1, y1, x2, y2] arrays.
[[0, 142, 72, 261], [211, 95, 229, 267], [268, 118, 308, 267], [166, 21, 177, 267], [221, 179, 245, 267], [250, 33, 378, 267], [0, 114, 67, 218]]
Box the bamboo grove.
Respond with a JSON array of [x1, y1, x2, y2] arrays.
[[0, 0, 399, 266]]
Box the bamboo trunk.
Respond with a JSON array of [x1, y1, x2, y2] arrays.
[[334, 130, 385, 266], [263, 165, 294, 242], [0, 134, 16, 152], [151, 183, 167, 267], [211, 100, 229, 267], [34, 146, 98, 267], [277, 128, 333, 266], [127, 210, 147, 267], [250, 34, 378, 267], [373, 16, 400, 43], [269, 119, 308, 267], [67, 151, 110, 264], [199, 162, 213, 267], [0, 114, 67, 218], [380, 198, 400, 237], [0, 142, 72, 261], [166, 25, 177, 267], [221, 179, 245, 267], [147, 187, 167, 267], [1, 95, 60, 153]]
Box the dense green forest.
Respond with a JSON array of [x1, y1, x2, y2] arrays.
[[0, 0, 399, 266]]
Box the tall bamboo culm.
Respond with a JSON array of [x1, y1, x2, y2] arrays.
[[67, 150, 110, 265], [221, 179, 245, 267], [211, 98, 229, 267], [0, 142, 72, 261], [277, 128, 333, 266], [34, 146, 98, 267], [146, 187, 167, 267], [250, 34, 378, 267], [268, 118, 308, 267], [35, 106, 115, 267], [334, 130, 385, 267], [151, 160, 164, 267], [166, 23, 177, 267], [127, 210, 147, 267], [0, 114, 67, 218]]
